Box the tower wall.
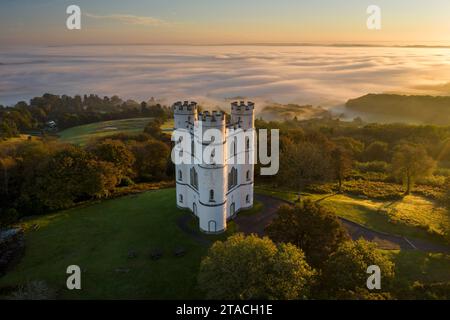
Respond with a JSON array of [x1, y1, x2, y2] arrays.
[[196, 111, 227, 233], [173, 101, 255, 234]]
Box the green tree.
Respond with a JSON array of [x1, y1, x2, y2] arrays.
[[143, 120, 163, 139], [391, 143, 436, 194], [319, 240, 395, 299], [331, 146, 353, 193], [332, 136, 364, 159], [266, 202, 349, 268], [198, 233, 315, 300], [278, 141, 332, 190], [24, 146, 120, 210], [129, 139, 170, 181], [363, 141, 389, 162], [89, 139, 135, 178]]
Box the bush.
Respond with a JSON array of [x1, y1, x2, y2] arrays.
[[355, 161, 389, 173]]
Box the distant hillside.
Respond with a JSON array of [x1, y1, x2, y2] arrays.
[[259, 103, 329, 121], [346, 94, 450, 125]]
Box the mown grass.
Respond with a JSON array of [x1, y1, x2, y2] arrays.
[[256, 187, 450, 245], [0, 188, 207, 299], [58, 118, 153, 146]]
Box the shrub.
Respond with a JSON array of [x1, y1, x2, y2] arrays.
[[355, 161, 389, 173]]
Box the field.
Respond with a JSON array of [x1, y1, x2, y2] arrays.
[[58, 118, 153, 145], [0, 189, 207, 299], [0, 188, 262, 299]]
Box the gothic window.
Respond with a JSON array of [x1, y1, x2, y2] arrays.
[[190, 167, 198, 190], [246, 170, 250, 181], [179, 194, 183, 203], [178, 170, 182, 181], [209, 190, 214, 202], [246, 137, 250, 151], [191, 139, 195, 159], [228, 167, 238, 190], [246, 195, 250, 203], [234, 137, 237, 156]]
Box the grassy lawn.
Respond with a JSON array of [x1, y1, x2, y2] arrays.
[[382, 250, 450, 285], [255, 187, 298, 202], [256, 187, 450, 246], [0, 189, 264, 299], [0, 188, 208, 299], [58, 118, 153, 146], [308, 193, 449, 245]]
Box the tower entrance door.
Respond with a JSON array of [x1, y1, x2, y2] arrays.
[[208, 220, 216, 233]]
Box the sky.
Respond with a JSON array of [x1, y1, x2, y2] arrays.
[[1, 0, 450, 45]]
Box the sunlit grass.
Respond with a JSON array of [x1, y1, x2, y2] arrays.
[[58, 118, 153, 145]]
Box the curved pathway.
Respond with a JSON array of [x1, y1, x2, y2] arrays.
[[235, 194, 450, 254]]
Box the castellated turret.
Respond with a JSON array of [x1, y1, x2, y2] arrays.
[[173, 101, 198, 129], [173, 101, 255, 234], [231, 100, 255, 130]]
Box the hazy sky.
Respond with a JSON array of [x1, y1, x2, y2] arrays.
[[1, 0, 450, 45]]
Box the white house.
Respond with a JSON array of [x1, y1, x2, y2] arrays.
[[173, 100, 255, 233]]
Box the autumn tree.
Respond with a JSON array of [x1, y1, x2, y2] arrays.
[[391, 143, 436, 194], [266, 201, 349, 268], [89, 139, 135, 178], [198, 234, 315, 300]]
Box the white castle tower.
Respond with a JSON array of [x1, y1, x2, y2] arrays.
[[173, 100, 255, 233]]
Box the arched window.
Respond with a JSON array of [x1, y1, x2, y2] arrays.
[[179, 194, 183, 203], [191, 140, 195, 158], [246, 195, 250, 203], [246, 170, 250, 181], [178, 170, 182, 181], [228, 167, 238, 190], [246, 137, 250, 151], [190, 167, 198, 190], [209, 189, 214, 202]]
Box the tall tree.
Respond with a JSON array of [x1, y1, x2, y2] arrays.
[[391, 143, 436, 194], [319, 240, 395, 299], [266, 201, 349, 268], [198, 234, 315, 300], [331, 146, 353, 193]]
